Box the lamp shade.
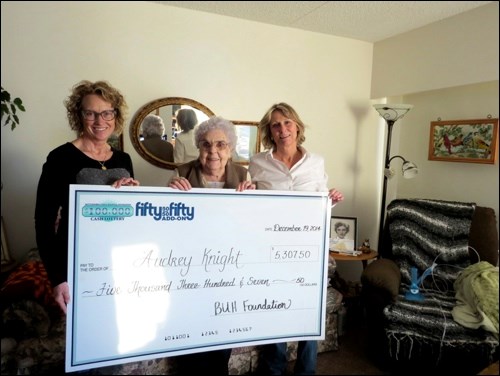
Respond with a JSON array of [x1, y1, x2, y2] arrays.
[[402, 160, 418, 178], [373, 104, 413, 122]]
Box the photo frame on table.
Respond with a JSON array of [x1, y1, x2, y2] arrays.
[[428, 118, 498, 164], [330, 216, 357, 252]]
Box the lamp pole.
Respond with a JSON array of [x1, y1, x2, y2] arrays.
[[378, 119, 395, 253], [373, 104, 414, 254]]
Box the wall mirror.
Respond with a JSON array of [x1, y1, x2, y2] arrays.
[[130, 97, 215, 169], [130, 97, 260, 169]]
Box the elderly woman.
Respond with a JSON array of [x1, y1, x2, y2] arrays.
[[141, 114, 174, 162], [168, 116, 255, 191], [167, 116, 254, 375]]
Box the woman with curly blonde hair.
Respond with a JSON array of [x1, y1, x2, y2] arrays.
[[35, 80, 139, 314]]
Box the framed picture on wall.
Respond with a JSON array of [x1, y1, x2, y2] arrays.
[[230, 121, 260, 165], [109, 134, 124, 151], [428, 118, 498, 164], [330, 216, 357, 253]]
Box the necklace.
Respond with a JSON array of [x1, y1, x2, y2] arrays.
[[97, 160, 107, 170], [88, 148, 109, 170], [80, 141, 110, 171]]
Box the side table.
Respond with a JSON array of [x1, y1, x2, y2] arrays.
[[329, 250, 378, 332], [329, 249, 378, 270]]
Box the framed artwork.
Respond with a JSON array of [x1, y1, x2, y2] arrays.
[[330, 216, 357, 253], [1, 216, 11, 265], [230, 121, 261, 165], [109, 134, 124, 151], [428, 118, 498, 164]]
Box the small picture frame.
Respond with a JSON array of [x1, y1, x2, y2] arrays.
[[330, 216, 357, 252], [109, 134, 124, 151], [428, 118, 498, 164], [230, 121, 260, 166]]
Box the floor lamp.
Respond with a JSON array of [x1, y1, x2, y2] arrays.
[[373, 104, 418, 253]]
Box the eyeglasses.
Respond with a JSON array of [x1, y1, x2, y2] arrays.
[[81, 109, 116, 121], [199, 140, 229, 151]]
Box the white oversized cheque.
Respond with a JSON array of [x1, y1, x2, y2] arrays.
[[66, 184, 331, 372]]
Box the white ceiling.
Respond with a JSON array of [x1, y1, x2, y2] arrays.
[[152, 1, 492, 42]]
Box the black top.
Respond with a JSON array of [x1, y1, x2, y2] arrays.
[[34, 142, 134, 286]]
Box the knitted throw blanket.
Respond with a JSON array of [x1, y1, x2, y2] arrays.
[[382, 199, 499, 367], [386, 199, 474, 287]]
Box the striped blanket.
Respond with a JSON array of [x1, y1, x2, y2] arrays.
[[382, 199, 498, 370]]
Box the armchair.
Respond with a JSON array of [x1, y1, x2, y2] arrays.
[[361, 199, 499, 374]]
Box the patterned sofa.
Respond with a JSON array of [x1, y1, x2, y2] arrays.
[[1, 250, 342, 375]]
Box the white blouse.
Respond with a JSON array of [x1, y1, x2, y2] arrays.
[[248, 147, 329, 192]]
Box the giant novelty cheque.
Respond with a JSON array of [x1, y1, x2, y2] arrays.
[[66, 185, 331, 372]]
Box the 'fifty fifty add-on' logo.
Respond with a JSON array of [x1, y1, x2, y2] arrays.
[[82, 202, 195, 221], [135, 202, 195, 221]]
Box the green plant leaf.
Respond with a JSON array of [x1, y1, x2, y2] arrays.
[[14, 98, 25, 111], [1, 87, 25, 130], [1, 90, 11, 102]]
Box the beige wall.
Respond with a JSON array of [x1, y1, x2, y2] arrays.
[[1, 2, 376, 263], [1, 2, 499, 279], [397, 81, 499, 211], [371, 2, 499, 98]]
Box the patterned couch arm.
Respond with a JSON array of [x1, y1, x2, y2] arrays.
[[1, 248, 66, 374]]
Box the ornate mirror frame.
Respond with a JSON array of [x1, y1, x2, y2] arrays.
[[129, 97, 215, 170]]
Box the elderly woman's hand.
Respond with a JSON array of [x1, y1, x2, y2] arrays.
[[328, 188, 344, 204], [236, 181, 256, 192], [112, 177, 140, 188], [169, 176, 192, 191]]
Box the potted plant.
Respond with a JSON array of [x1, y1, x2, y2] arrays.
[[1, 86, 26, 265], [1, 86, 25, 130]]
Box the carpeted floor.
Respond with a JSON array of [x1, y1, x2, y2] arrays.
[[287, 297, 390, 375], [314, 325, 390, 375]]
